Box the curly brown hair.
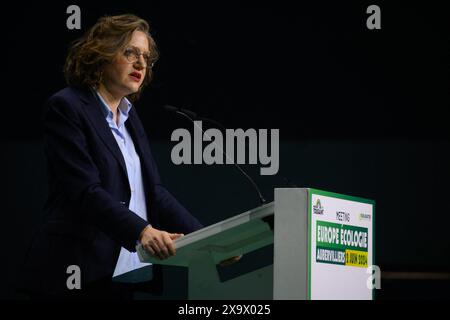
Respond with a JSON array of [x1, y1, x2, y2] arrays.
[[64, 14, 158, 101]]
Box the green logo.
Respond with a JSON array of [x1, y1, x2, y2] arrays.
[[313, 199, 324, 215]]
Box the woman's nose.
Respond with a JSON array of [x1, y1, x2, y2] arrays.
[[134, 55, 146, 69]]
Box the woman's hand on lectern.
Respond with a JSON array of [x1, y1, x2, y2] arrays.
[[139, 225, 184, 260]]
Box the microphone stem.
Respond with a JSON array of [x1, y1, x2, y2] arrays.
[[174, 111, 266, 205]]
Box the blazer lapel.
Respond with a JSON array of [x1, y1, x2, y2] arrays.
[[125, 111, 147, 160], [126, 109, 157, 189], [76, 87, 129, 180]]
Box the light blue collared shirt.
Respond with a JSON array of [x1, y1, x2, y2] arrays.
[[95, 91, 151, 277]]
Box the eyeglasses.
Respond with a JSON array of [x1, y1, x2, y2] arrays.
[[123, 47, 154, 68]]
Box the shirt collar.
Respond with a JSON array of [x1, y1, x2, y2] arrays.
[[95, 90, 133, 127]]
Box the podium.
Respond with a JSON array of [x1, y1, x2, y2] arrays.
[[117, 188, 375, 300]]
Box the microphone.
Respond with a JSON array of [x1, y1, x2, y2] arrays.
[[163, 105, 225, 131], [163, 105, 197, 120], [164, 104, 267, 205]]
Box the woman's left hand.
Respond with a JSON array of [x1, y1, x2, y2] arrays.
[[219, 255, 243, 267]]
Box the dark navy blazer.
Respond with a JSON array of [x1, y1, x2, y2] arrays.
[[22, 86, 203, 295]]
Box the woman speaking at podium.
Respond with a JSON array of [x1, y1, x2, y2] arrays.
[[21, 14, 204, 299]]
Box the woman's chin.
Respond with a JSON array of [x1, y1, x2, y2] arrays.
[[123, 84, 140, 96]]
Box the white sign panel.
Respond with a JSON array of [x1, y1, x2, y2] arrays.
[[309, 190, 374, 300]]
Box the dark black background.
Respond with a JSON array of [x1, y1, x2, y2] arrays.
[[1, 0, 449, 299], [2, 1, 449, 140]]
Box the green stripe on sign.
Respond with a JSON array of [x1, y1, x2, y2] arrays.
[[316, 220, 368, 252]]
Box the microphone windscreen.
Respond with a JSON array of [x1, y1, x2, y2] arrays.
[[163, 105, 178, 112]]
